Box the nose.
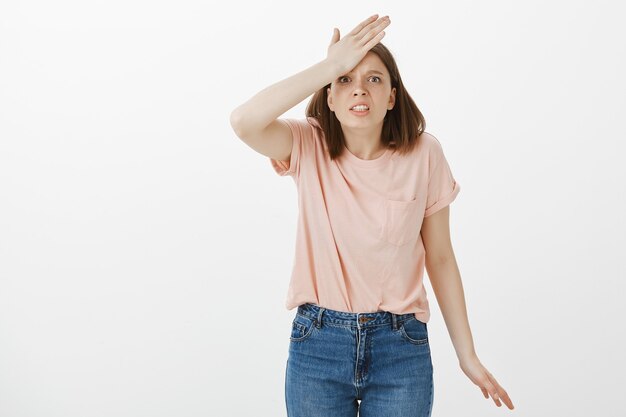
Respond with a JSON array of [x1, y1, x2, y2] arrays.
[[353, 88, 368, 97], [352, 78, 368, 96]]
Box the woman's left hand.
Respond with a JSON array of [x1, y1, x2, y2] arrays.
[[459, 354, 515, 410]]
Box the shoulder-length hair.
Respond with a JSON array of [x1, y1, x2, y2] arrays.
[[305, 42, 426, 160]]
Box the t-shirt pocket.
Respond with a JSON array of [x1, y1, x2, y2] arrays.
[[380, 197, 424, 246]]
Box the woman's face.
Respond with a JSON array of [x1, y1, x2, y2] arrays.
[[327, 52, 396, 131]]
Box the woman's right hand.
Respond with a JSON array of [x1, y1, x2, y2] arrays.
[[326, 14, 391, 77]]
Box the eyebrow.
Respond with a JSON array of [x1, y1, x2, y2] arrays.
[[344, 70, 384, 76]]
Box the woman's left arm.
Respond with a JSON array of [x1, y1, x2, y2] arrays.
[[421, 205, 515, 411]]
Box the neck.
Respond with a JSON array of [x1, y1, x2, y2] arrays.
[[341, 124, 386, 160]]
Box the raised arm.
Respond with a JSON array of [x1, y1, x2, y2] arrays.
[[229, 14, 390, 161], [229, 60, 338, 161]]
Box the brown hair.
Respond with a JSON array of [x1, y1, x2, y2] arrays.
[[305, 42, 426, 160]]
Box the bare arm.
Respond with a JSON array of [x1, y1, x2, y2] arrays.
[[229, 59, 339, 139], [421, 205, 476, 362], [421, 206, 515, 410]]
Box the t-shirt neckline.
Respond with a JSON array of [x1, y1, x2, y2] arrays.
[[340, 143, 393, 168]]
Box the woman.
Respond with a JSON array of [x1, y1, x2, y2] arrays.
[[230, 14, 514, 416]]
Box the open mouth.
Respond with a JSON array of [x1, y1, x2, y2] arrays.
[[350, 104, 370, 115]]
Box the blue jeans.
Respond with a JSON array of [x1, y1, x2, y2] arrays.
[[285, 303, 434, 417]]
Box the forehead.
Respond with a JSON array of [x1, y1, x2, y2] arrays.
[[348, 53, 388, 75]]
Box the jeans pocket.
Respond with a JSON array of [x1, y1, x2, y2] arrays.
[[399, 317, 429, 345], [289, 313, 316, 342]]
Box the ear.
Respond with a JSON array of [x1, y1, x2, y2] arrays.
[[327, 87, 334, 112], [388, 87, 396, 110]]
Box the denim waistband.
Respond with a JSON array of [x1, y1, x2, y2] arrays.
[[296, 302, 416, 329]]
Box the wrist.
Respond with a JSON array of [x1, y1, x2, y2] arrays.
[[320, 58, 343, 81], [458, 349, 478, 364]]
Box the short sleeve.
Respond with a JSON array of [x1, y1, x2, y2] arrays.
[[269, 118, 310, 179], [424, 140, 461, 217]]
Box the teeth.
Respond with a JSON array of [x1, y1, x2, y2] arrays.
[[351, 105, 369, 111]]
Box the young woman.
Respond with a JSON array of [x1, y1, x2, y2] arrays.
[[230, 14, 514, 416]]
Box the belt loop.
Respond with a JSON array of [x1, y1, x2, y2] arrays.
[[316, 307, 325, 328], [391, 312, 398, 330]]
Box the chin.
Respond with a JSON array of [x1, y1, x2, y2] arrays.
[[337, 113, 382, 125]]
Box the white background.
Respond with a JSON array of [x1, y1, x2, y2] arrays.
[[1, 1, 625, 416]]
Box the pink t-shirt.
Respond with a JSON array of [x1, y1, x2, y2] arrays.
[[269, 117, 460, 323]]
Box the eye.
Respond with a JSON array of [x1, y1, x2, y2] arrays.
[[337, 75, 381, 83]]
